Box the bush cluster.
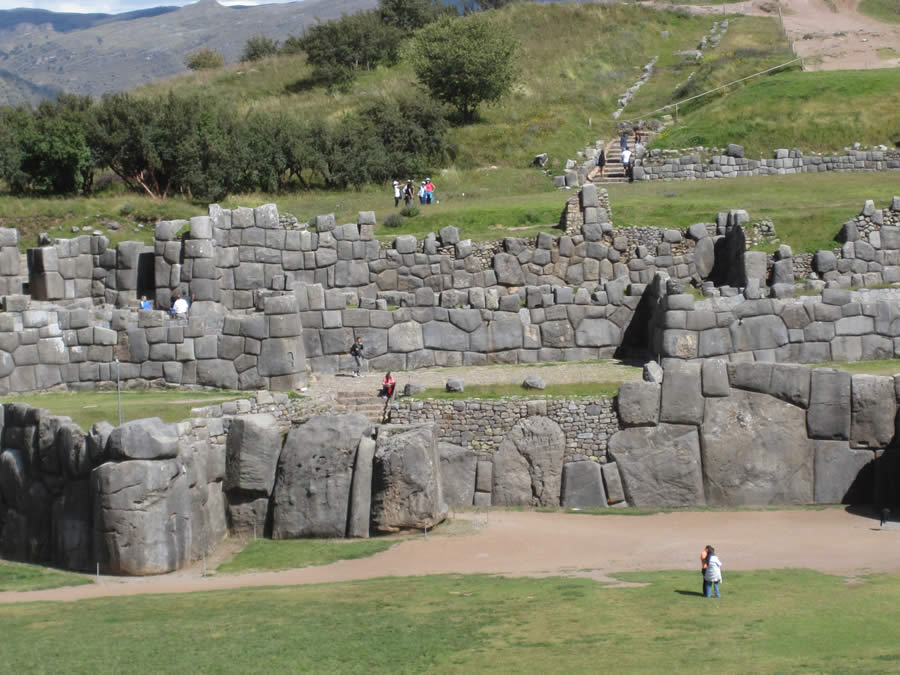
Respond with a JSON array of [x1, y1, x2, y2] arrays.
[[0, 93, 450, 201]]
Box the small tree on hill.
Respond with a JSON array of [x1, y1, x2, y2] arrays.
[[411, 13, 518, 123], [185, 49, 224, 70], [241, 35, 279, 62]]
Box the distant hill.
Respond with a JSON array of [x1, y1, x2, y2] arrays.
[[0, 0, 377, 106]]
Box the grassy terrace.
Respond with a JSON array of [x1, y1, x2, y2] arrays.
[[0, 389, 244, 430], [0, 570, 898, 671], [217, 539, 395, 574], [0, 561, 91, 592]]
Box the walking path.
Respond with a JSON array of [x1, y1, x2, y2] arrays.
[[2, 509, 896, 604]]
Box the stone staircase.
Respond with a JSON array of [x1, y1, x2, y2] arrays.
[[589, 118, 672, 186], [334, 391, 393, 424]]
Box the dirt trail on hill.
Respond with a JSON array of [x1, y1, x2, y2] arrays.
[[3, 509, 898, 604], [647, 0, 900, 70]]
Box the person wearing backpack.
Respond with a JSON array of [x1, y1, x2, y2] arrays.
[[393, 181, 401, 207], [596, 148, 606, 177], [403, 179, 415, 207], [703, 546, 723, 598]]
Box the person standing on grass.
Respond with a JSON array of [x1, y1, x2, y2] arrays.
[[700, 545, 711, 594], [424, 178, 435, 205], [404, 179, 415, 207], [418, 181, 427, 205], [393, 180, 401, 207], [349, 336, 365, 377], [704, 546, 723, 598]]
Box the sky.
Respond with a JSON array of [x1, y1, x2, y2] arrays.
[[0, 0, 290, 14]]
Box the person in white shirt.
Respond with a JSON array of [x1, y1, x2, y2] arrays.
[[703, 547, 723, 598], [172, 296, 189, 319]]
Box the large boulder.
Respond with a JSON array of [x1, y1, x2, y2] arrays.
[[225, 414, 283, 495], [371, 425, 447, 532], [813, 440, 875, 504], [701, 389, 813, 505], [807, 369, 851, 440], [561, 461, 607, 508], [92, 459, 191, 575], [694, 236, 715, 279], [348, 437, 376, 538], [659, 361, 704, 425], [271, 413, 371, 538], [439, 442, 477, 507], [850, 375, 896, 449], [617, 381, 660, 427], [608, 424, 705, 507], [491, 416, 565, 507], [493, 253, 525, 286], [106, 418, 179, 461]]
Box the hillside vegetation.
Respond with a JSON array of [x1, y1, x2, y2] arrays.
[[652, 68, 900, 153]]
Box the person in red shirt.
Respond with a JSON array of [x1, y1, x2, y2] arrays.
[[380, 372, 395, 399]]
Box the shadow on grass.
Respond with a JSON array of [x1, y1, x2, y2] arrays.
[[674, 589, 705, 597]]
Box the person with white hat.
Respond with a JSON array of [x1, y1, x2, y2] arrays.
[[392, 180, 401, 207]]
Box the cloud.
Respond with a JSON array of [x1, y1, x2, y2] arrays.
[[0, 0, 298, 14]]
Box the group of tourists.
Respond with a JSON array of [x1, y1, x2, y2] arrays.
[[394, 178, 436, 207], [596, 128, 645, 183]]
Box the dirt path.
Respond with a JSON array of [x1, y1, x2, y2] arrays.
[[646, 0, 900, 70], [303, 359, 643, 400], [4, 509, 898, 605]]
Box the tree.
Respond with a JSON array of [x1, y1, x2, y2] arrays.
[[185, 49, 224, 70], [241, 35, 279, 62], [460, 0, 518, 12], [411, 14, 518, 123], [379, 0, 450, 31]]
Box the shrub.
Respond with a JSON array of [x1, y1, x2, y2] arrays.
[[185, 49, 224, 70], [241, 35, 279, 62], [400, 206, 420, 218], [384, 213, 404, 228]]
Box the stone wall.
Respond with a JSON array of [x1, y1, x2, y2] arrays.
[[391, 396, 618, 462], [611, 360, 894, 507], [0, 294, 306, 394], [636, 147, 900, 182]]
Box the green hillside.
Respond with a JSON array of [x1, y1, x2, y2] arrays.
[[652, 67, 900, 154]]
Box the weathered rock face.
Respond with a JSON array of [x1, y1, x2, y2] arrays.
[[372, 425, 447, 533], [849, 375, 896, 449], [271, 413, 371, 539], [701, 389, 813, 505], [438, 442, 477, 507], [491, 416, 565, 506], [225, 414, 282, 494], [92, 459, 191, 575], [347, 437, 376, 538], [51, 480, 92, 571], [608, 424, 705, 507]]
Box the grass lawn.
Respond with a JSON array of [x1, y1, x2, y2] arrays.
[[0, 561, 91, 592], [653, 68, 900, 154], [0, 570, 898, 671], [607, 171, 900, 253], [217, 539, 395, 574], [0, 389, 244, 430], [859, 0, 900, 23], [812, 358, 900, 377], [411, 381, 624, 400]]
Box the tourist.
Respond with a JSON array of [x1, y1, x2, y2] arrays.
[[404, 179, 415, 207], [700, 544, 710, 594], [393, 180, 401, 207], [703, 546, 723, 598], [621, 147, 633, 182], [349, 336, 365, 377], [139, 295, 152, 310], [379, 372, 396, 399], [418, 181, 427, 205], [596, 148, 606, 177], [424, 178, 435, 205], [619, 131, 628, 152], [172, 294, 189, 319]]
